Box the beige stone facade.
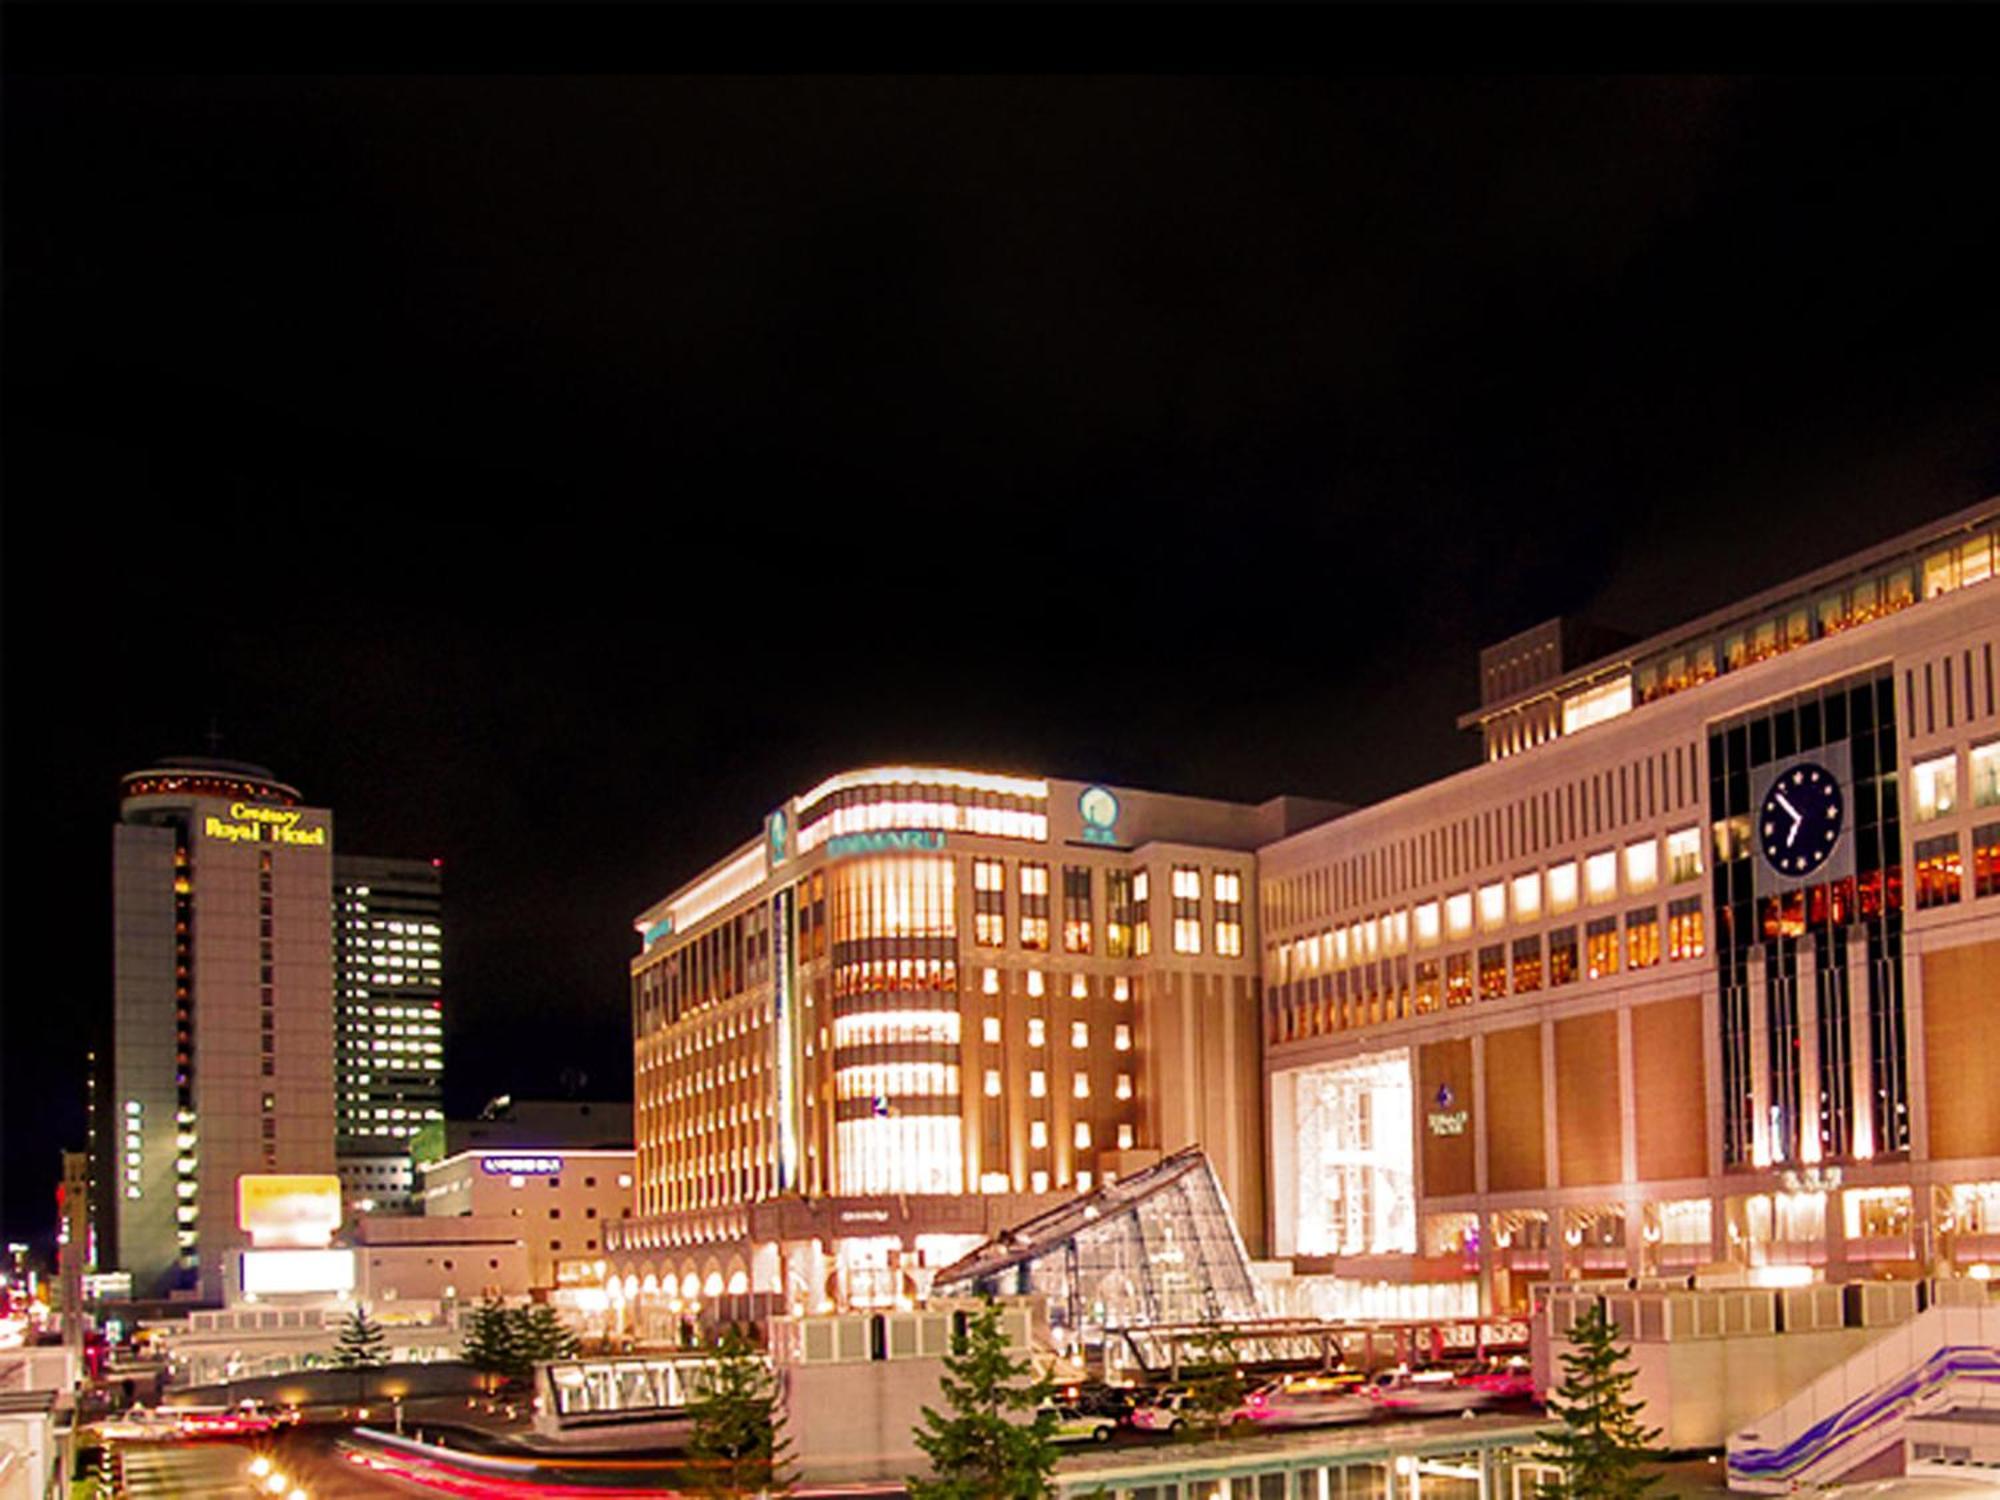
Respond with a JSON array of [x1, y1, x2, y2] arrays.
[[1260, 499, 2000, 1314]]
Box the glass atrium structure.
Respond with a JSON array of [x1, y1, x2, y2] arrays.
[[931, 1147, 1260, 1351]]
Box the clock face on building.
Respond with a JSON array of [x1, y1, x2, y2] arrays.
[[1758, 762, 1845, 879]]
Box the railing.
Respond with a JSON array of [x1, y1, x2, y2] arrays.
[[1726, 1304, 2000, 1492]]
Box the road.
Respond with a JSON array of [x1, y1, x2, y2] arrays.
[[116, 1432, 411, 1498]]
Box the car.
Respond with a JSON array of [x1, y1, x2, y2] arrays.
[[1127, 1389, 1193, 1434], [1363, 1367, 1496, 1415], [1060, 1383, 1139, 1423], [1459, 1356, 1536, 1401], [1235, 1374, 1376, 1429], [1043, 1405, 1119, 1444]]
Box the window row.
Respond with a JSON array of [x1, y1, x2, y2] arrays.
[[1272, 832, 1703, 981], [1913, 824, 2000, 909], [1908, 743, 2000, 823], [1270, 899, 1704, 1042]]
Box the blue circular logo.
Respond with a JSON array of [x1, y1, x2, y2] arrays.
[[1436, 1083, 1455, 1110], [1079, 785, 1119, 831]]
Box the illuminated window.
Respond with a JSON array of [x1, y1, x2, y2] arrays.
[[982, 967, 1000, 996], [1413, 900, 1439, 947], [1071, 1021, 1089, 1049], [1292, 1049, 1416, 1256], [1504, 936, 1536, 992], [1625, 839, 1658, 893], [1449, 894, 1477, 941], [1626, 907, 1660, 968], [1562, 676, 1633, 735], [1413, 959, 1440, 1014], [1911, 754, 1959, 822], [1025, 968, 1044, 999], [1973, 742, 2000, 809], [1584, 917, 1619, 979], [1511, 872, 1541, 922], [1062, 866, 1094, 953], [1132, 870, 1151, 956], [1213, 871, 1244, 956], [1117, 1124, 1135, 1149], [1585, 850, 1617, 904], [1031, 1169, 1050, 1193], [1070, 973, 1089, 1000], [1439, 951, 1469, 1007], [1975, 823, 2000, 899], [1667, 895, 1706, 960], [1029, 1120, 1048, 1149], [1477, 883, 1506, 932], [1171, 866, 1202, 954], [1026, 1017, 1046, 1048], [1074, 1122, 1092, 1149], [1548, 861, 1579, 913], [1029, 1070, 1047, 1098], [1104, 870, 1135, 958], [1018, 863, 1051, 950], [1478, 943, 1507, 1000], [1115, 1073, 1132, 1100], [973, 858, 1007, 947], [1549, 926, 1578, 986], [982, 1015, 1001, 1044], [984, 1070, 1001, 1098], [1915, 834, 1963, 909], [1113, 1024, 1131, 1051], [1073, 1071, 1090, 1099], [1666, 826, 1703, 884]]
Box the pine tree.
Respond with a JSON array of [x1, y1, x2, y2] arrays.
[[459, 1296, 523, 1388], [516, 1303, 582, 1366], [333, 1306, 390, 1369], [1179, 1324, 1246, 1442], [1537, 1302, 1663, 1500], [689, 1324, 794, 1500], [909, 1299, 1059, 1500]]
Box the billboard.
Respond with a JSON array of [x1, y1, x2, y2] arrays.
[[237, 1174, 342, 1248], [240, 1248, 355, 1296]]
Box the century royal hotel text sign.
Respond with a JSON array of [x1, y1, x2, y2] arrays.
[[201, 801, 330, 847]]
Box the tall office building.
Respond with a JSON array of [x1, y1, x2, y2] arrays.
[[607, 769, 1339, 1331], [333, 856, 445, 1214], [1259, 498, 2000, 1317], [111, 758, 335, 1301]]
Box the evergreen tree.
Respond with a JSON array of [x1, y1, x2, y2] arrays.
[[516, 1303, 582, 1366], [909, 1299, 1059, 1500], [688, 1324, 794, 1500], [333, 1306, 390, 1368], [1537, 1302, 1662, 1500], [1178, 1324, 1246, 1441], [459, 1296, 523, 1387]]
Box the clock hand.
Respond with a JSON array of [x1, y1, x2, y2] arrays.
[[1774, 791, 1799, 820]]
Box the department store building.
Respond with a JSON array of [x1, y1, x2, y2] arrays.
[[1259, 498, 2000, 1315]]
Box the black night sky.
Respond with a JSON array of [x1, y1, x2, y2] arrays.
[[6, 18, 2000, 1246]]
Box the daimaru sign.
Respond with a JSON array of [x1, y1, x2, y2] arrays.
[[482, 1154, 563, 1176]]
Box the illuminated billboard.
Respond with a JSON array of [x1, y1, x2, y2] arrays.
[[240, 1248, 355, 1296], [237, 1174, 342, 1248], [481, 1155, 562, 1176]]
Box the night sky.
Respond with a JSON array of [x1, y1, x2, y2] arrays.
[[6, 41, 2000, 1246]]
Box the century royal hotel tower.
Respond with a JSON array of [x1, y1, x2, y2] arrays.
[[609, 772, 1338, 1326], [111, 757, 337, 1302], [1259, 498, 2000, 1318]]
